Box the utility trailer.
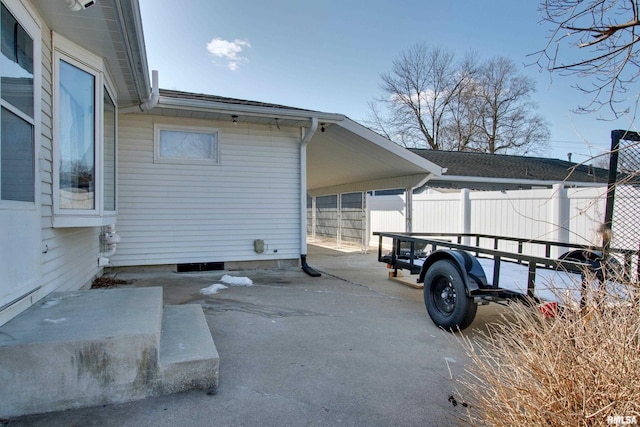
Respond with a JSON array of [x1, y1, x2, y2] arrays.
[[374, 232, 638, 331]]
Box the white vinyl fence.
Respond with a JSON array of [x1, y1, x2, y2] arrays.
[[368, 185, 621, 257]]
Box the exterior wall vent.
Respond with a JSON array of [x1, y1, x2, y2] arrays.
[[176, 262, 225, 273]]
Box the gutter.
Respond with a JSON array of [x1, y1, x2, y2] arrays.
[[120, 70, 159, 113], [113, 0, 150, 102], [300, 117, 321, 277], [429, 175, 608, 188], [155, 95, 345, 123]]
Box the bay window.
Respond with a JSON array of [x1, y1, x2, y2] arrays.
[[53, 35, 117, 227]]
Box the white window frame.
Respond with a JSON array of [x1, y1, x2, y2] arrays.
[[102, 84, 118, 214], [154, 124, 220, 165], [52, 34, 117, 227], [0, 0, 41, 211]]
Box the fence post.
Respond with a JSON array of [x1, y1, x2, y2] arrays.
[[550, 183, 569, 258], [405, 188, 413, 233], [460, 189, 471, 245], [337, 193, 342, 248], [362, 192, 369, 252], [311, 196, 317, 242]]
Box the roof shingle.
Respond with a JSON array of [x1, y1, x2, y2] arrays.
[[409, 149, 609, 184]]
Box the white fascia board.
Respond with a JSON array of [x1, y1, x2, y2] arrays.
[[308, 173, 431, 197], [156, 95, 345, 123], [114, 0, 151, 102], [338, 118, 443, 177], [431, 175, 607, 187]]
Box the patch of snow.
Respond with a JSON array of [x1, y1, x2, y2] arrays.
[[220, 274, 253, 286], [42, 318, 66, 324], [40, 299, 60, 308], [200, 284, 228, 295]]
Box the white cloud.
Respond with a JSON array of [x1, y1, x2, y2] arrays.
[[206, 38, 251, 71]]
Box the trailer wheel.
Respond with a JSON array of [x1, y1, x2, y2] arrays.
[[423, 260, 477, 331]]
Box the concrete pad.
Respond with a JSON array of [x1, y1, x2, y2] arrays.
[[8, 245, 500, 426], [159, 305, 219, 393]]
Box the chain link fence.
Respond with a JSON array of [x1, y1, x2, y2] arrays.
[[604, 130, 640, 282]]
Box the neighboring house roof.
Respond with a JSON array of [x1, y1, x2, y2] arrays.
[[409, 149, 609, 190]]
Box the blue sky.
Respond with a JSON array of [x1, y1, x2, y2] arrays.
[[138, 0, 638, 163]]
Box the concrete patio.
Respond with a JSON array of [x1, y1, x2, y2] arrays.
[[6, 244, 503, 426]]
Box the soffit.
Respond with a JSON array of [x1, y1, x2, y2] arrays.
[[31, 0, 148, 105]]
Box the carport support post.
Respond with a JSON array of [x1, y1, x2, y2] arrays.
[[405, 188, 413, 233]]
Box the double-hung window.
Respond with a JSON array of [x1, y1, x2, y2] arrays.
[[53, 35, 117, 227], [1, 1, 37, 204]]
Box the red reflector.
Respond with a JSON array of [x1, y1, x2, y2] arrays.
[[540, 302, 558, 318]]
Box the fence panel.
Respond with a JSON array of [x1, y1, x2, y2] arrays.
[[315, 195, 338, 240], [368, 193, 406, 234], [368, 186, 614, 257], [340, 192, 365, 245], [412, 193, 460, 233], [566, 187, 607, 247]]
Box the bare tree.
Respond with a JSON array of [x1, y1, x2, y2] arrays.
[[537, 0, 640, 117], [469, 57, 550, 154], [442, 55, 483, 151], [368, 44, 477, 150], [369, 45, 550, 154]]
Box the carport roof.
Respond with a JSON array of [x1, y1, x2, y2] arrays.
[[150, 90, 442, 195]]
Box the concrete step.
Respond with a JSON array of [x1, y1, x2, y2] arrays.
[[0, 287, 219, 418], [158, 305, 219, 394], [0, 287, 163, 418]]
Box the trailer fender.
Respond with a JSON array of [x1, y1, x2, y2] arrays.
[[558, 249, 623, 281], [418, 250, 488, 295]]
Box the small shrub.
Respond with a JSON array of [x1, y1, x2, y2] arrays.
[[458, 274, 640, 426]]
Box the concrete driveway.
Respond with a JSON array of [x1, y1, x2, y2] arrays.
[[9, 244, 499, 426]]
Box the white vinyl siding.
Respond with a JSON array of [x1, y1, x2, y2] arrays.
[[113, 115, 301, 266], [0, 13, 102, 326], [39, 25, 102, 295]]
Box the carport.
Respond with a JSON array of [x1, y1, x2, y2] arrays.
[[305, 119, 442, 251]]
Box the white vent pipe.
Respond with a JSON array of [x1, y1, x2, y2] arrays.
[[98, 224, 120, 267]]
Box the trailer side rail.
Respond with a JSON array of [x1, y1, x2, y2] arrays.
[[374, 231, 639, 301]]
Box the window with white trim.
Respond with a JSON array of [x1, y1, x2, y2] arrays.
[[53, 35, 117, 227], [1, 1, 36, 203], [154, 124, 220, 165]]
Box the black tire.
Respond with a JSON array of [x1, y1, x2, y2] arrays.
[[423, 259, 477, 331]]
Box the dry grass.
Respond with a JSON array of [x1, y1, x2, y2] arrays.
[[458, 275, 640, 426]]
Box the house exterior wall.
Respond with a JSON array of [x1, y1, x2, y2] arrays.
[[112, 114, 302, 267], [1, 2, 103, 327], [38, 16, 102, 293]]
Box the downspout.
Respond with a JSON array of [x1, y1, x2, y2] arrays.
[[300, 117, 321, 277], [119, 70, 159, 113]]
